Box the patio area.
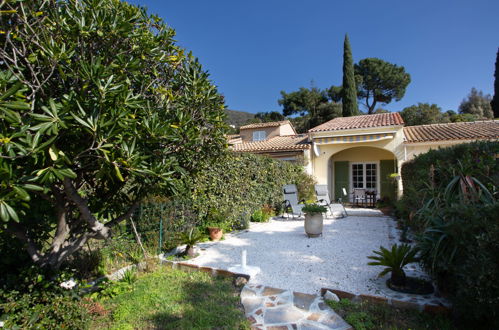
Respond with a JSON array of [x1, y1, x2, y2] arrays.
[[185, 208, 447, 307]]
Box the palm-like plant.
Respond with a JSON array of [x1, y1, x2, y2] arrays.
[[179, 228, 204, 257], [368, 244, 419, 286]]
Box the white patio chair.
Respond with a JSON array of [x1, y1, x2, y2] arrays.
[[315, 184, 347, 218], [353, 188, 367, 207], [282, 184, 305, 219]]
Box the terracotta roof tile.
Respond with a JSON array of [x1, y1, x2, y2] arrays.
[[404, 120, 499, 143], [240, 120, 292, 130], [231, 134, 310, 152], [308, 113, 404, 132]]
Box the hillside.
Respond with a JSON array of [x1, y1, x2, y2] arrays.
[[225, 109, 255, 127]]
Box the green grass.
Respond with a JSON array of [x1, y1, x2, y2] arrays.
[[326, 299, 453, 330], [92, 266, 250, 329]]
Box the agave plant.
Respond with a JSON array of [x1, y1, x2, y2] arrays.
[[367, 244, 419, 286], [178, 228, 204, 257]]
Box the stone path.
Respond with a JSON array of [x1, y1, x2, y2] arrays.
[[242, 284, 352, 330]]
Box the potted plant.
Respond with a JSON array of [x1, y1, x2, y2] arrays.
[[178, 228, 204, 257], [367, 244, 432, 294], [302, 204, 328, 238], [206, 224, 223, 241]]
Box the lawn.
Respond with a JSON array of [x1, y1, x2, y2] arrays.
[[327, 299, 453, 330], [92, 265, 250, 329]]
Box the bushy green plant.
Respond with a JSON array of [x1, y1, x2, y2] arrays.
[[250, 206, 273, 222], [398, 141, 498, 232], [302, 203, 328, 215], [399, 142, 499, 327], [0, 0, 227, 270], [367, 244, 419, 286], [0, 289, 91, 329], [178, 228, 204, 257]]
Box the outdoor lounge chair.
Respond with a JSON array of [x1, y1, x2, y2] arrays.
[[282, 184, 305, 219], [315, 184, 347, 218]]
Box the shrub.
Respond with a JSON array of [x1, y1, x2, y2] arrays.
[[399, 141, 499, 327], [398, 141, 498, 232], [367, 244, 419, 286], [135, 152, 315, 251]]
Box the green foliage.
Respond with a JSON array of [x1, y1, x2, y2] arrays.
[[398, 141, 498, 230], [0, 0, 227, 269], [367, 244, 419, 285], [0, 289, 91, 329], [302, 203, 328, 215], [253, 111, 286, 123], [492, 48, 499, 118], [326, 298, 452, 330], [342, 34, 359, 116], [250, 206, 273, 222], [278, 85, 341, 131], [92, 266, 250, 329], [224, 109, 256, 128], [459, 87, 493, 119], [354, 58, 411, 114], [178, 228, 204, 247], [398, 141, 499, 326], [400, 103, 450, 126]]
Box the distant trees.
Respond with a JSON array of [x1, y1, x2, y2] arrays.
[[341, 35, 359, 116], [354, 58, 411, 114], [400, 103, 449, 126], [459, 88, 493, 119], [492, 48, 499, 118], [251, 111, 285, 123], [278, 85, 341, 132]]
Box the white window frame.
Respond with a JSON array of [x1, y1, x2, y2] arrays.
[[349, 161, 380, 200], [252, 130, 266, 141]]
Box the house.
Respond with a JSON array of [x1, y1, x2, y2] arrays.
[[308, 113, 499, 202], [229, 113, 498, 202], [229, 121, 312, 165]]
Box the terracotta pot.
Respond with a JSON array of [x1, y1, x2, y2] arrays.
[[208, 227, 223, 241], [304, 213, 323, 237]]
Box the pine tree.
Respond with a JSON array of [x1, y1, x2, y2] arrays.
[[342, 34, 359, 116], [491, 48, 499, 118]]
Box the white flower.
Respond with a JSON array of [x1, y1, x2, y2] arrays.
[[59, 278, 77, 290], [0, 320, 4, 327]]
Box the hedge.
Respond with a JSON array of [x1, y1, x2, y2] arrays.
[[398, 141, 499, 327], [398, 141, 498, 231], [137, 151, 315, 251]]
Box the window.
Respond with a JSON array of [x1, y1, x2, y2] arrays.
[[253, 131, 266, 141], [351, 163, 377, 190]]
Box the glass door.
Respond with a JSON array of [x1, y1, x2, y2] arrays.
[[351, 163, 377, 190]]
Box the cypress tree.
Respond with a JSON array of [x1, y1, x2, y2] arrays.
[[492, 48, 499, 118], [342, 34, 359, 116]]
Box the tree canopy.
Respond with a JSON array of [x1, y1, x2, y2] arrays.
[[400, 103, 449, 126], [459, 88, 493, 119], [278, 86, 341, 132], [354, 58, 411, 114], [0, 0, 227, 269]]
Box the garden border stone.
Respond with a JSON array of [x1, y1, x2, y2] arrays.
[[320, 288, 451, 315]]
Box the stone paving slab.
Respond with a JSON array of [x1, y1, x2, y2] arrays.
[[242, 284, 352, 330]]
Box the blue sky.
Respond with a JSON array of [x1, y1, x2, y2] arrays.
[[129, 0, 498, 114]]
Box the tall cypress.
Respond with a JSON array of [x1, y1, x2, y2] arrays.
[[342, 34, 359, 116], [492, 48, 499, 118]]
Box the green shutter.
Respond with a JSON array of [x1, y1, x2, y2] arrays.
[[380, 159, 397, 202], [334, 161, 349, 201]]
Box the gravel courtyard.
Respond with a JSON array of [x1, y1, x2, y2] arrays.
[[186, 209, 400, 296]]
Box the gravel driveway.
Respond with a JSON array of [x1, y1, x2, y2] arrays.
[[186, 210, 399, 296]]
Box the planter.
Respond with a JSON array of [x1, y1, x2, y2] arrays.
[[304, 213, 323, 237], [208, 227, 223, 241]]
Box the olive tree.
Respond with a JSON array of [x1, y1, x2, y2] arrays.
[[0, 0, 227, 269]]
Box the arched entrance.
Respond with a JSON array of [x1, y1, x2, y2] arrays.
[[327, 146, 398, 203]]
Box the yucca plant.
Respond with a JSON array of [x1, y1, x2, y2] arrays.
[[368, 244, 419, 286]]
